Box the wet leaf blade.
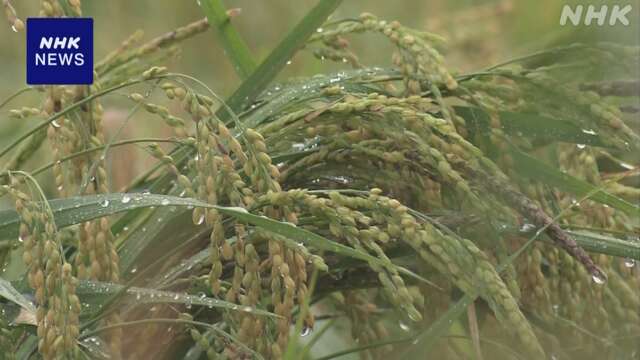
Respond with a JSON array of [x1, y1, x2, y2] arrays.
[[456, 106, 606, 146], [75, 280, 276, 317], [222, 0, 343, 115], [0, 278, 35, 313], [509, 147, 640, 216], [0, 193, 212, 239], [0, 193, 428, 286], [568, 230, 640, 260]]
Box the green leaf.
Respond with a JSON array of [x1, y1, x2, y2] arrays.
[[199, 0, 256, 79], [0, 193, 428, 287], [0, 277, 35, 314], [567, 230, 640, 260], [222, 0, 343, 115], [456, 106, 606, 146], [509, 147, 640, 217], [0, 193, 211, 239], [75, 280, 276, 317]]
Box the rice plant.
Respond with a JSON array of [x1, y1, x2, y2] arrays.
[[0, 0, 638, 359]]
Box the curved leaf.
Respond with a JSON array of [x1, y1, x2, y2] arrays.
[[76, 280, 276, 317], [222, 0, 343, 115], [0, 193, 429, 287], [456, 106, 606, 146], [509, 147, 640, 216]]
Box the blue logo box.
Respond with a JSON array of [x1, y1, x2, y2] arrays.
[[26, 18, 93, 85]]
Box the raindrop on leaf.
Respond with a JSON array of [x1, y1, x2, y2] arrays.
[[592, 273, 606, 285], [300, 326, 312, 337], [399, 321, 410, 332], [624, 258, 635, 268]]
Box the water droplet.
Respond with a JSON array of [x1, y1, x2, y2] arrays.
[[51, 120, 61, 128], [196, 214, 205, 225], [101, 200, 110, 207], [519, 223, 536, 233], [130, 267, 138, 274], [300, 326, 312, 337], [241, 306, 253, 313], [286, 60, 292, 65], [161, 198, 170, 206], [581, 129, 597, 135], [576, 144, 586, 149], [398, 321, 410, 332], [624, 258, 635, 268], [17, 236, 23, 243], [592, 273, 606, 285], [620, 162, 634, 170], [316, 27, 323, 33], [123, 226, 129, 232], [121, 195, 131, 204]]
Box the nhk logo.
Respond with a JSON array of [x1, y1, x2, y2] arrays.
[[26, 18, 93, 85], [560, 4, 633, 26], [36, 36, 85, 66]]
